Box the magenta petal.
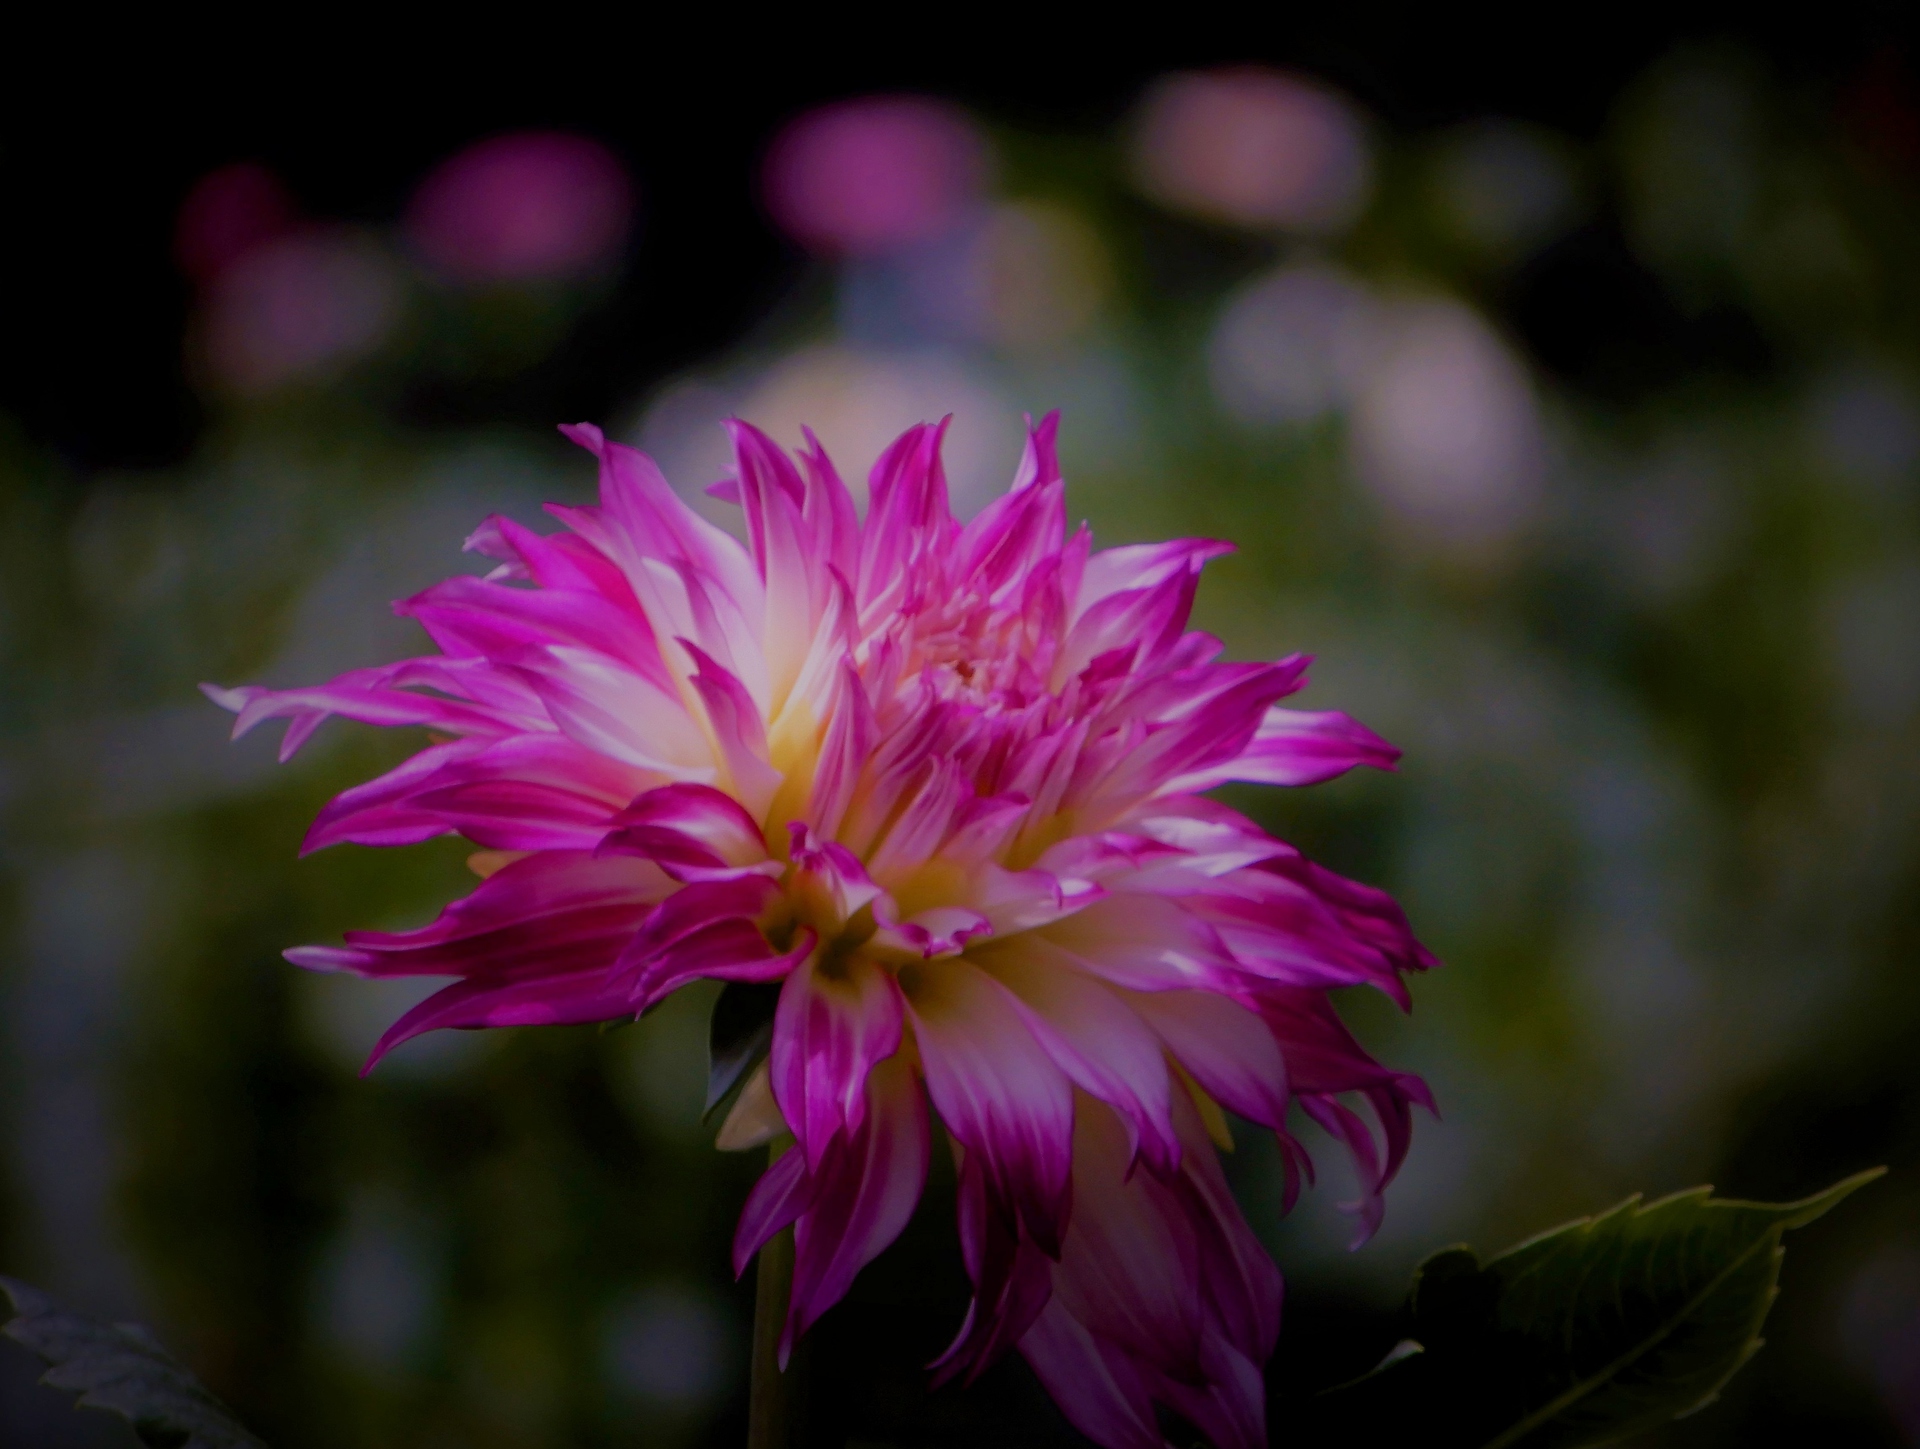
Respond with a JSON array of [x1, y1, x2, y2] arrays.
[[732, 1144, 813, 1278], [630, 920, 811, 1014], [805, 659, 878, 837], [904, 956, 1074, 1257], [1075, 537, 1234, 618], [857, 420, 956, 610], [795, 429, 860, 580], [787, 824, 884, 923], [598, 781, 771, 878], [558, 422, 763, 626], [286, 852, 671, 982], [398, 572, 668, 687], [1014, 1093, 1281, 1449], [680, 639, 783, 816], [772, 950, 905, 1172], [1157, 1337, 1269, 1449], [1124, 987, 1291, 1131], [1018, 1302, 1165, 1449], [785, 1054, 930, 1347], [974, 939, 1180, 1175], [301, 738, 488, 852], [363, 969, 634, 1073], [1166, 706, 1401, 793], [933, 1149, 1059, 1384]]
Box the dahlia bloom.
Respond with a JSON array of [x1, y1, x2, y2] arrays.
[[208, 414, 1433, 1449]]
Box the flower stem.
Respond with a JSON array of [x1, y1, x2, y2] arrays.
[[748, 1144, 796, 1449]]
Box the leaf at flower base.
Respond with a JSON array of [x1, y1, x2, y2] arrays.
[[705, 979, 782, 1118], [1305, 1167, 1884, 1449], [1, 1276, 268, 1448]]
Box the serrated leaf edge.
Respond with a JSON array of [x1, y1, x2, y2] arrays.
[[1475, 1168, 1884, 1449], [1, 1275, 269, 1448]]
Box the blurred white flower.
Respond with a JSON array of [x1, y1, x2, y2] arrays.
[[1208, 263, 1373, 425], [1348, 298, 1546, 557], [637, 343, 1020, 517]]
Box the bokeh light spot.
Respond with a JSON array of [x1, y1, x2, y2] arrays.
[[1130, 68, 1372, 233], [199, 230, 401, 395], [406, 131, 633, 285], [762, 96, 991, 256], [174, 162, 299, 286]]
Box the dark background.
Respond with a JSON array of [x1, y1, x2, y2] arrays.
[[12, 10, 1913, 470]]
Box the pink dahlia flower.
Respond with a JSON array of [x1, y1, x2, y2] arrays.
[[207, 414, 1433, 1449]]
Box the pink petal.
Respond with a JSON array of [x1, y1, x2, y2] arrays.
[[1075, 537, 1233, 619], [902, 955, 1073, 1256], [863, 757, 971, 885], [1037, 894, 1238, 994], [785, 1054, 930, 1350], [1045, 1097, 1202, 1368], [680, 640, 783, 819], [362, 968, 633, 1072], [203, 673, 526, 761], [972, 938, 1179, 1175], [933, 1149, 1058, 1383], [1015, 1092, 1281, 1449], [1165, 706, 1401, 793], [1122, 987, 1291, 1131], [804, 659, 879, 839], [772, 949, 905, 1172], [285, 851, 671, 980], [620, 874, 795, 1008], [509, 643, 714, 775], [598, 782, 772, 880], [870, 902, 993, 960], [397, 573, 669, 688], [1017, 1301, 1164, 1449], [726, 419, 826, 712], [559, 422, 764, 625], [787, 823, 884, 921], [796, 427, 861, 587], [857, 420, 956, 611], [732, 1144, 813, 1276]]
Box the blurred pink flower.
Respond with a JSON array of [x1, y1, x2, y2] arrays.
[[763, 96, 990, 255], [1131, 69, 1372, 233], [406, 132, 633, 284], [175, 163, 299, 285], [207, 414, 1432, 1449], [199, 229, 400, 395]]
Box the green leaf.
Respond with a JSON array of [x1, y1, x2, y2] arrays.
[[1, 1277, 268, 1447], [705, 979, 782, 1119], [1306, 1167, 1884, 1449]]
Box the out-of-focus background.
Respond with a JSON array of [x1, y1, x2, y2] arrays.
[[4, 20, 1920, 1447]]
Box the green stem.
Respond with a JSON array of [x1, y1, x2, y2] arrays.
[[748, 1145, 796, 1449]]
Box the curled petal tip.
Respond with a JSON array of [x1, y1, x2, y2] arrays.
[[284, 944, 352, 972], [199, 680, 245, 713]]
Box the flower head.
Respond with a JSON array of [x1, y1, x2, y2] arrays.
[[207, 414, 1434, 1449]]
